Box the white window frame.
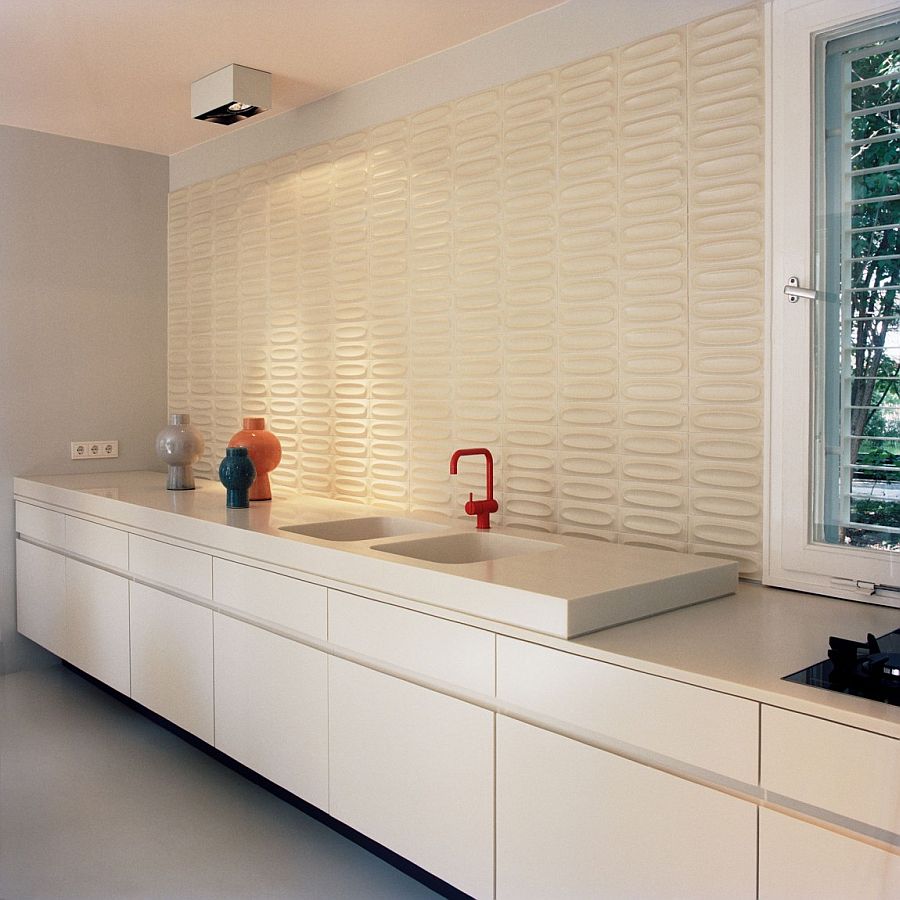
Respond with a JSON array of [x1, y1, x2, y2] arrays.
[[767, 0, 900, 605]]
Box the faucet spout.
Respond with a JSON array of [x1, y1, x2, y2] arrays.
[[449, 447, 498, 529]]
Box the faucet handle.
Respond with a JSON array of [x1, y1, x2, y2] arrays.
[[468, 491, 474, 504]]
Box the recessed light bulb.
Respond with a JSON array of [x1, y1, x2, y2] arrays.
[[228, 102, 253, 112]]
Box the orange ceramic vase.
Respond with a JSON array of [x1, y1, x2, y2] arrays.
[[227, 417, 282, 501]]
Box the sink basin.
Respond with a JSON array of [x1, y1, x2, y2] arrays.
[[280, 516, 447, 542], [373, 531, 562, 564]]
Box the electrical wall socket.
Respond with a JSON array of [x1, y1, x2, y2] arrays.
[[71, 440, 119, 460]]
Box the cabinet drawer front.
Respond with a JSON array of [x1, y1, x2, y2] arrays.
[[761, 705, 900, 834], [16, 501, 65, 547], [497, 636, 759, 783], [214, 614, 328, 810], [65, 558, 130, 695], [329, 589, 495, 695], [497, 716, 756, 900], [131, 583, 214, 743], [759, 808, 900, 899], [213, 559, 326, 639], [129, 534, 212, 599], [329, 657, 494, 899], [16, 539, 66, 656], [66, 515, 128, 569]]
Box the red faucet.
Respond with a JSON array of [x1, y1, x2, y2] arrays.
[[450, 447, 499, 530]]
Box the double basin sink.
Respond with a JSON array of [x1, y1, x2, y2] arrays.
[[280, 516, 559, 564], [276, 511, 739, 638]]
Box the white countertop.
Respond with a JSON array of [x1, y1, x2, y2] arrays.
[[13, 470, 900, 737], [13, 470, 735, 639]]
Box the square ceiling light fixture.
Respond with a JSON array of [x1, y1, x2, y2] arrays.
[[191, 64, 271, 125]]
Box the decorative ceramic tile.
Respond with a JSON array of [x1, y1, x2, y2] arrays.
[[686, 2, 765, 577], [167, 3, 764, 574]]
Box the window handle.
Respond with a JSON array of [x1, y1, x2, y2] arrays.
[[784, 276, 817, 303]]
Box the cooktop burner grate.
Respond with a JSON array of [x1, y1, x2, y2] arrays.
[[783, 627, 900, 706]]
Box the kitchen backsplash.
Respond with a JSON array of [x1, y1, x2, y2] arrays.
[[168, 3, 764, 577]]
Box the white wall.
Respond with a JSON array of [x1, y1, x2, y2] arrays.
[[0, 125, 168, 673], [170, 0, 750, 190]]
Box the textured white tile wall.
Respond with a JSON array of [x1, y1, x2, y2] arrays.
[[168, 3, 765, 576]]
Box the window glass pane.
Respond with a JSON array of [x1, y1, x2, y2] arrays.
[[851, 108, 900, 143], [851, 198, 900, 228], [816, 24, 900, 552], [851, 47, 900, 81], [851, 261, 900, 284], [851, 141, 900, 171], [849, 223, 900, 256], [851, 77, 900, 109], [852, 167, 900, 198]]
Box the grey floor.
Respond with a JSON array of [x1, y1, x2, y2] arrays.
[[0, 665, 439, 900]]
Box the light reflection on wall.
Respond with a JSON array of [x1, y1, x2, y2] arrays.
[[168, 3, 765, 578]]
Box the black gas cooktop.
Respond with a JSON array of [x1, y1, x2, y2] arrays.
[[784, 628, 900, 706]]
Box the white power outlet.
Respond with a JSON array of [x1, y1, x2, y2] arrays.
[[71, 440, 119, 460]]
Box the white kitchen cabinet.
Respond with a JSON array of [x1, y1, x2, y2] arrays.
[[759, 808, 900, 899], [496, 715, 757, 900], [497, 635, 759, 783], [65, 558, 130, 695], [759, 705, 900, 899], [328, 588, 495, 693], [16, 539, 66, 656], [15, 500, 65, 547], [17, 528, 129, 691], [761, 705, 900, 834], [16, 476, 900, 899], [329, 656, 494, 899], [213, 558, 327, 638], [65, 515, 128, 569], [214, 613, 328, 810], [129, 534, 212, 599], [130, 582, 214, 743]]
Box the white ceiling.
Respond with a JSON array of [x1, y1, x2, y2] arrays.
[[0, 0, 568, 157]]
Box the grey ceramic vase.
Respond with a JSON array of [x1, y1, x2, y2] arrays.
[[155, 413, 205, 490]]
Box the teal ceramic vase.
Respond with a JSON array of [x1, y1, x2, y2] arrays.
[[218, 446, 256, 509]]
